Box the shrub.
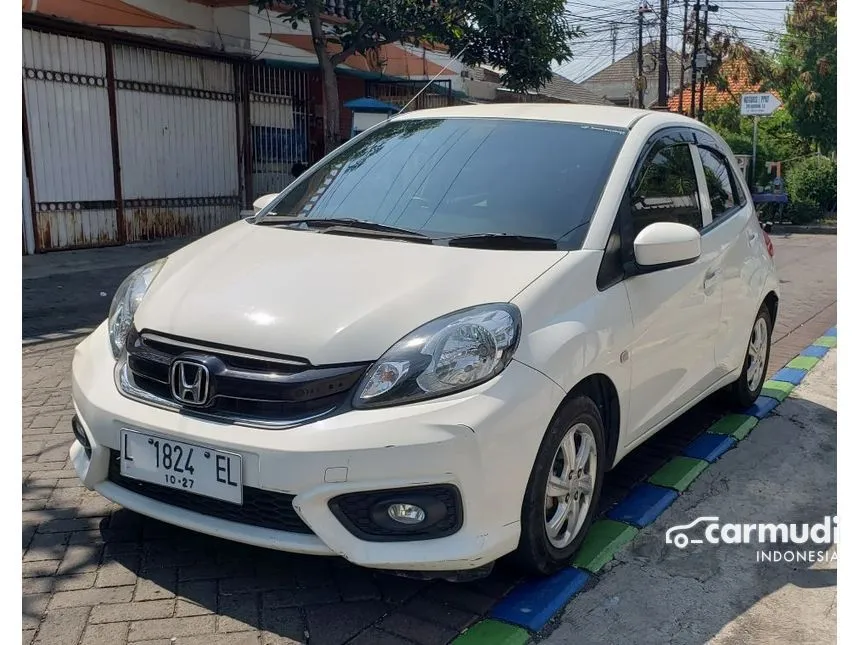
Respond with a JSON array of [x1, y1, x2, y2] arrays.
[[785, 156, 837, 223]]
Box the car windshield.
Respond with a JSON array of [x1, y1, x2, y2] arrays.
[[256, 117, 627, 249]]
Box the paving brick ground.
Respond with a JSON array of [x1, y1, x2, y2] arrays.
[[22, 234, 836, 645]]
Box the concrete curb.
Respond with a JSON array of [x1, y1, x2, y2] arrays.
[[769, 224, 836, 236], [450, 327, 838, 644]]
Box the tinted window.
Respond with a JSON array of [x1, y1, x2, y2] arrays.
[[258, 118, 627, 247], [630, 143, 702, 235], [698, 147, 739, 219]]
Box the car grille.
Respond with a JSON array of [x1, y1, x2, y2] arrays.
[[121, 328, 371, 427], [107, 450, 314, 534]]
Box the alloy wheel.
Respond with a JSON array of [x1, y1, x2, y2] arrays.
[[544, 422, 599, 549], [746, 316, 768, 392]]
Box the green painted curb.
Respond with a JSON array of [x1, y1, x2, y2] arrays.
[[813, 336, 836, 348], [787, 356, 820, 370], [707, 413, 758, 440], [451, 620, 530, 645], [649, 456, 710, 491], [760, 379, 795, 402], [571, 519, 638, 573]]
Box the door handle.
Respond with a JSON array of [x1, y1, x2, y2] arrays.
[[704, 267, 722, 293]]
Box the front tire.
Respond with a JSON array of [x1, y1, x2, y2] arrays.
[[728, 303, 772, 409], [514, 396, 606, 576]]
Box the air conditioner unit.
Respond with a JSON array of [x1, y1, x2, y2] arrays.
[[460, 70, 472, 79]]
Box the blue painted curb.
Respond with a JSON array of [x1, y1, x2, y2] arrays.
[[771, 367, 807, 385], [683, 433, 738, 463], [744, 396, 780, 419], [490, 567, 591, 632], [606, 483, 679, 528], [825, 327, 837, 337], [800, 345, 829, 358]]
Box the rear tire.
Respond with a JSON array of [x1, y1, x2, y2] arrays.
[[727, 303, 772, 409], [514, 396, 606, 576]]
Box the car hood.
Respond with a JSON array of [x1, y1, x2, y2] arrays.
[[134, 221, 568, 364]]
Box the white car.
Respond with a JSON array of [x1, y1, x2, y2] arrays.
[[70, 104, 778, 578]]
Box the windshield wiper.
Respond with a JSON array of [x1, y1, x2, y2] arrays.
[[441, 233, 559, 250], [275, 217, 429, 238]]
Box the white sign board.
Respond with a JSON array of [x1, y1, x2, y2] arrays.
[[740, 92, 782, 116]]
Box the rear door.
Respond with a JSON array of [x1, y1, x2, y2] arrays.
[[693, 138, 764, 380]]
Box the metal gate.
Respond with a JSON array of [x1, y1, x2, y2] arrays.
[[113, 45, 241, 242], [248, 63, 310, 199], [22, 144, 35, 255], [22, 28, 250, 252], [23, 29, 119, 250], [366, 79, 455, 112]]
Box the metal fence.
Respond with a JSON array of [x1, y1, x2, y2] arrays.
[[247, 62, 311, 199], [22, 27, 314, 252], [365, 79, 456, 112]]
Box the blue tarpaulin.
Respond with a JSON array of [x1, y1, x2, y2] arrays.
[[344, 97, 400, 114]]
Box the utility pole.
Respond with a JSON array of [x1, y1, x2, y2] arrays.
[[698, 1, 717, 120], [658, 0, 669, 107], [689, 2, 701, 118], [678, 0, 690, 113], [637, 7, 645, 108], [611, 23, 619, 63]]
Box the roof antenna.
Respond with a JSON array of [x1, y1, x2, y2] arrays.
[[398, 45, 469, 114]]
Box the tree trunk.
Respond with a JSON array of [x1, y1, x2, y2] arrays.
[[308, 6, 341, 154]]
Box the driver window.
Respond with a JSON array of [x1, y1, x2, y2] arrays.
[[630, 143, 703, 237]]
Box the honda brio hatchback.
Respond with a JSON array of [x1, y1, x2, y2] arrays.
[[70, 104, 778, 577]]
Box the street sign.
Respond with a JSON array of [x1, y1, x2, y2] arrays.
[[740, 92, 782, 116]]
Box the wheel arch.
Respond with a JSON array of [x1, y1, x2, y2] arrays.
[[561, 373, 621, 470], [763, 290, 779, 326]]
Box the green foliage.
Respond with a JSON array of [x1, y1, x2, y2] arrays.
[[252, 0, 579, 92], [775, 0, 837, 154], [784, 155, 836, 222], [703, 105, 811, 185]]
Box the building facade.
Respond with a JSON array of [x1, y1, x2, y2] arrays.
[[581, 42, 686, 109]]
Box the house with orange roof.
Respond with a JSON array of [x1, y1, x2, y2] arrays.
[[667, 60, 775, 115]]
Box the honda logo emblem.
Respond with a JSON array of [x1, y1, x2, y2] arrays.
[[170, 360, 210, 406]]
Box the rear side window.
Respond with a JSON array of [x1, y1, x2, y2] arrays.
[[697, 147, 740, 220], [630, 143, 702, 236]]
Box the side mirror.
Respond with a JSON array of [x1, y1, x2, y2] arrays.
[[253, 193, 280, 215], [633, 222, 701, 272]]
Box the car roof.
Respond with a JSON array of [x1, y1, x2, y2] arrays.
[[393, 103, 701, 131]]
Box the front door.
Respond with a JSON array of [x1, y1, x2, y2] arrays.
[[622, 138, 723, 442]]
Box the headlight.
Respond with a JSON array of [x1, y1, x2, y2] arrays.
[[108, 259, 166, 359], [353, 304, 521, 408]]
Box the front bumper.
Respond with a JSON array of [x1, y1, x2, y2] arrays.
[[71, 322, 565, 571]]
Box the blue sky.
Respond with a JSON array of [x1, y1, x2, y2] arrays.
[[555, 0, 793, 82]]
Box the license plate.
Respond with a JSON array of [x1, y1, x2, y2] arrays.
[[120, 430, 243, 505]]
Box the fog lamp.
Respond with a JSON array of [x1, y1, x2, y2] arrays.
[[387, 503, 426, 525]]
